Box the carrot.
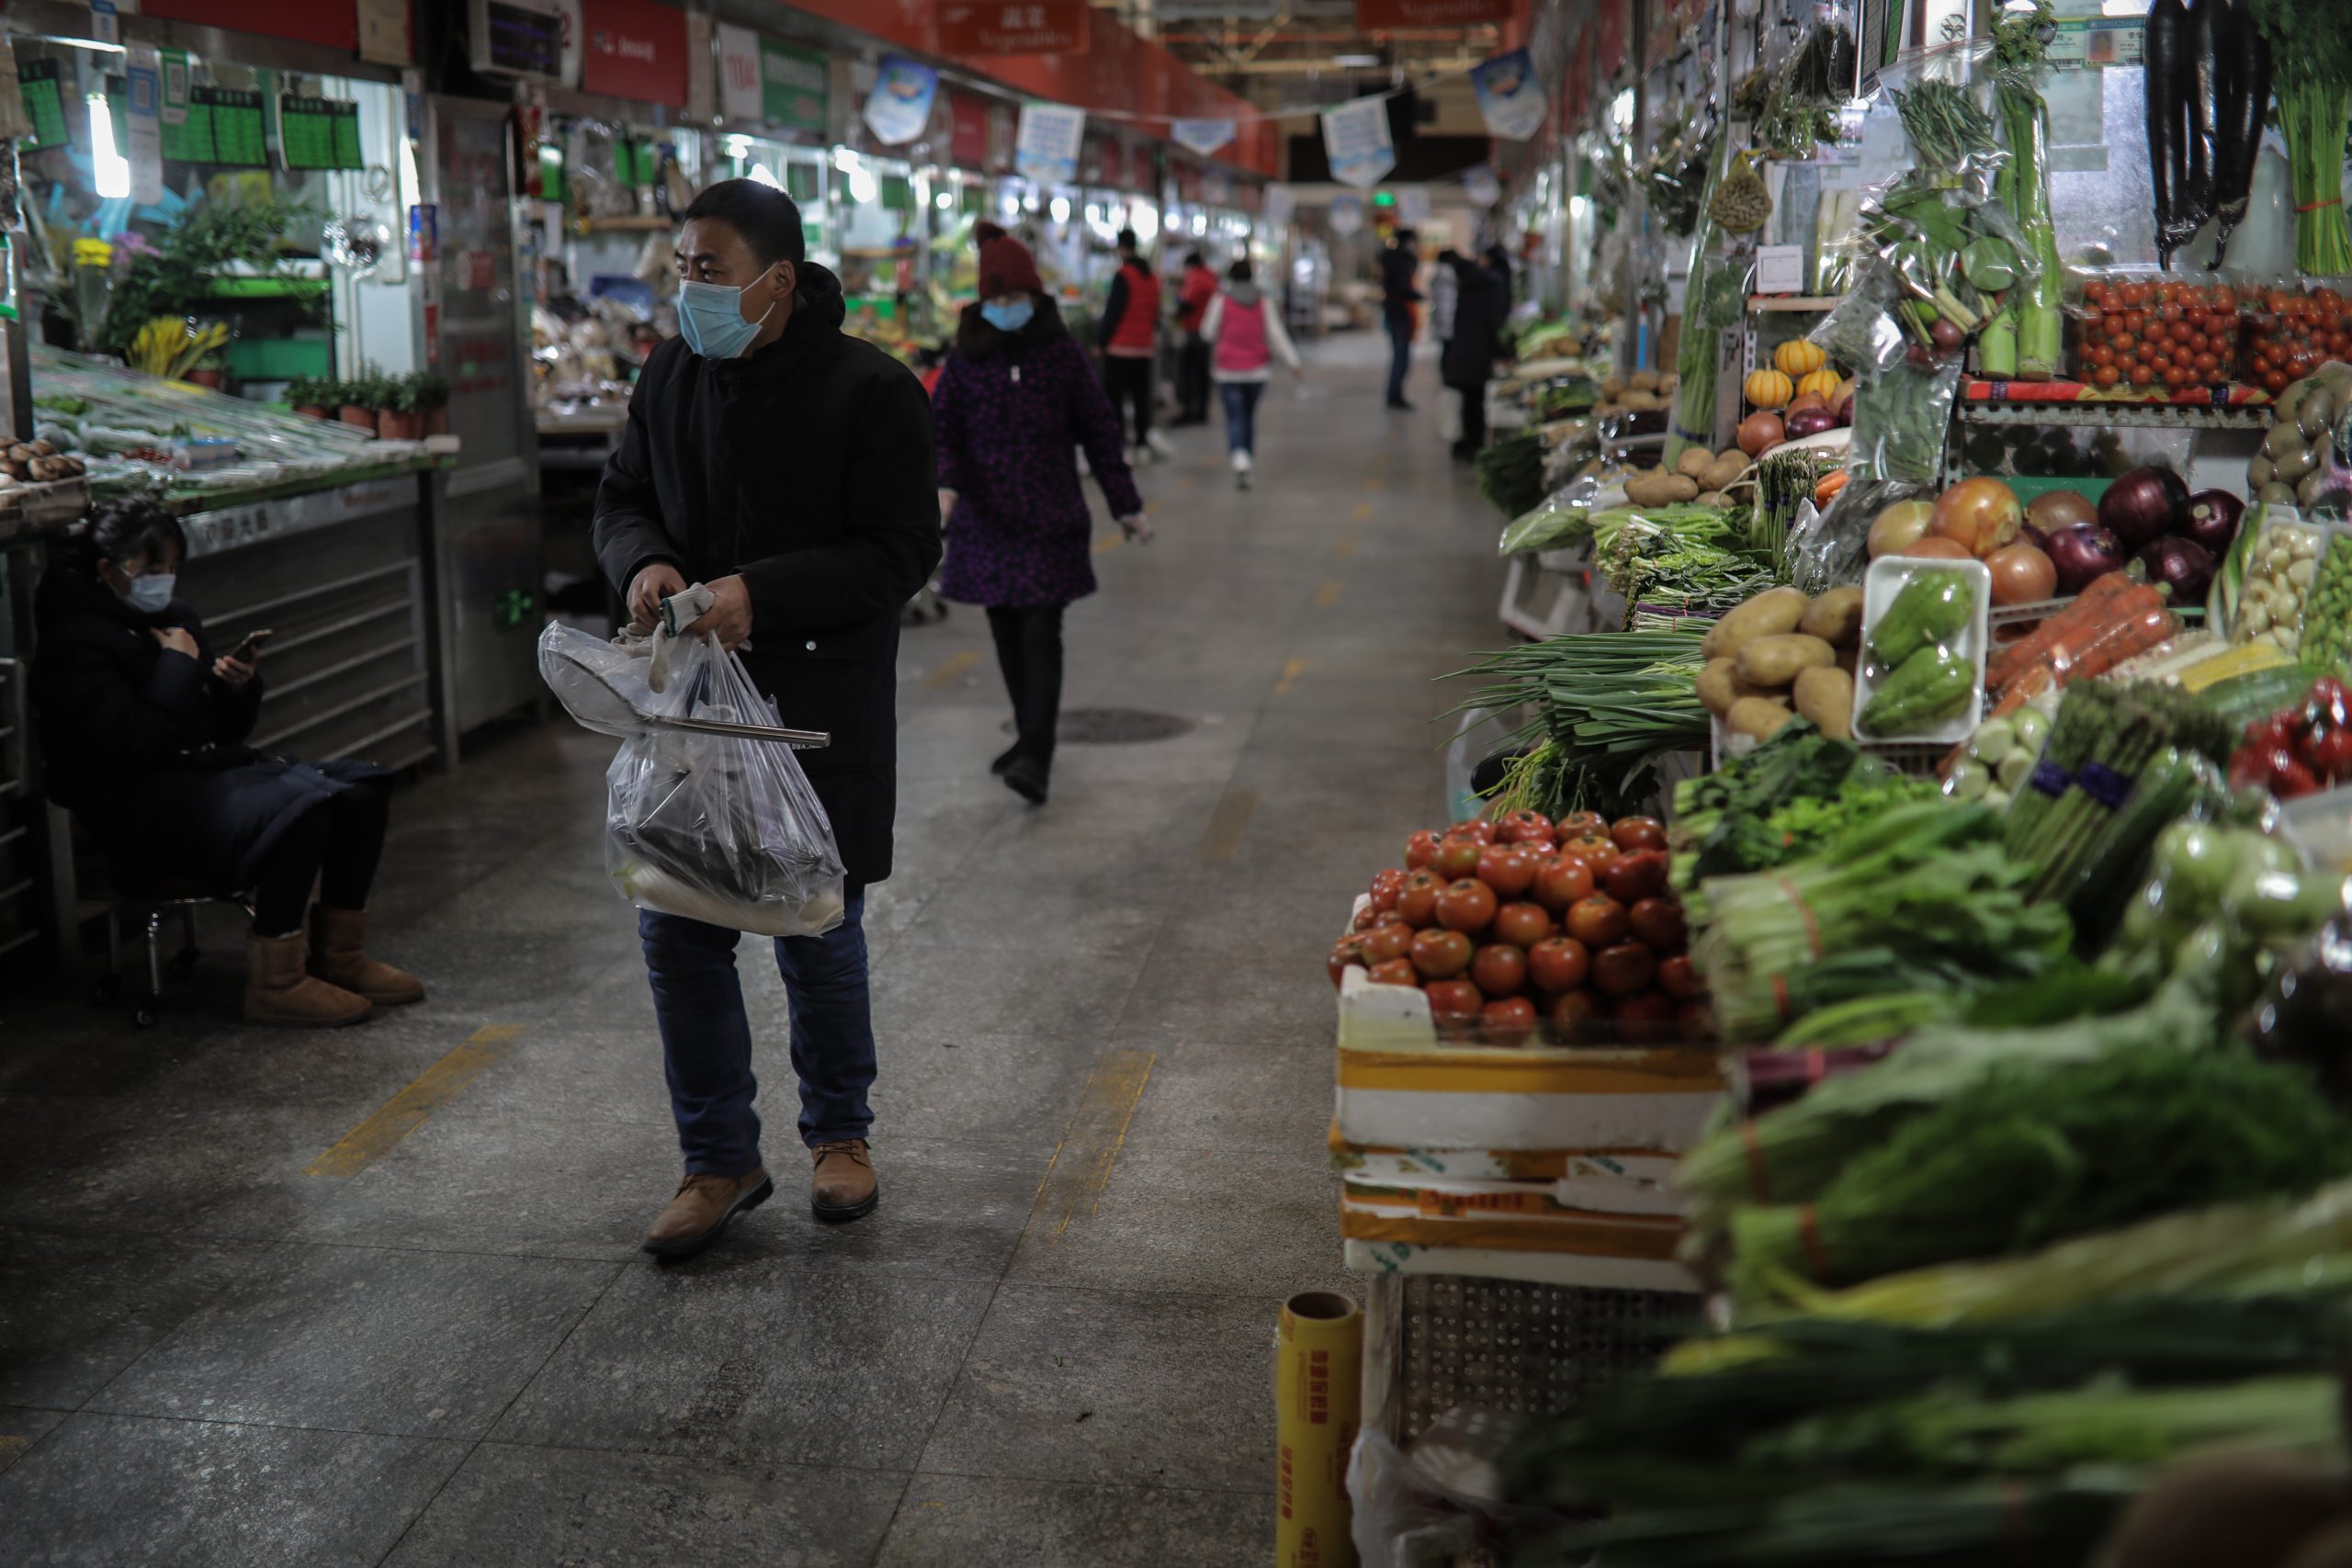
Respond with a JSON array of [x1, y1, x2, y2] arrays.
[[1988, 589, 2177, 708], [1986, 570, 2142, 689], [1815, 469, 1849, 508]]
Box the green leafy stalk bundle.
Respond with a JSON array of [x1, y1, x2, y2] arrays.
[[2247, 0, 2352, 275]]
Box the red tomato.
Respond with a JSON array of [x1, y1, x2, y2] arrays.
[[1435, 878, 1498, 935], [1657, 953, 1707, 1000], [1450, 819, 1498, 845], [1527, 936, 1591, 992], [1628, 897, 1688, 953], [1498, 808, 1554, 845], [2130, 363, 2154, 387], [1475, 844, 1539, 898], [1396, 871, 1443, 928], [2094, 366, 2120, 388], [1490, 901, 1554, 949], [1555, 811, 1609, 840], [1351, 903, 1383, 932], [1561, 833, 1621, 868], [1432, 835, 1484, 880], [1612, 990, 1676, 1043], [1480, 996, 1538, 1045], [1328, 938, 1367, 988], [1549, 988, 1599, 1041], [1359, 920, 1414, 966], [1470, 942, 1528, 997], [1424, 979, 1483, 1025], [1408, 927, 1473, 980], [1676, 1000, 1716, 1042], [1601, 850, 1670, 904], [1369, 868, 1407, 911], [1403, 831, 1443, 872], [1532, 854, 1595, 913], [1566, 894, 1630, 946], [1610, 816, 1668, 852], [1592, 942, 1658, 998], [1366, 958, 1419, 987]]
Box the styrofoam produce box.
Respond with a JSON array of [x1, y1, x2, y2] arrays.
[[1852, 555, 1992, 747]]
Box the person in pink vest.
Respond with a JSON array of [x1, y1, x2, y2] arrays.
[[1200, 258, 1303, 490]]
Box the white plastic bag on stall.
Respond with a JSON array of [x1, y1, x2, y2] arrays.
[[537, 620, 848, 939]]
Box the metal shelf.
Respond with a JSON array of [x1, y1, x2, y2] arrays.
[[1748, 295, 1842, 312], [1956, 400, 2274, 430]]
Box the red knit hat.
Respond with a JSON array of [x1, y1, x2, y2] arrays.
[[975, 222, 1044, 299]]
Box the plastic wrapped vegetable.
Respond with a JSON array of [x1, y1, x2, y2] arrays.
[[1984, 574, 2181, 716], [1871, 569, 1976, 666]]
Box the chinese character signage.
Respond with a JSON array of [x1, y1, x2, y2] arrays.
[[580, 0, 685, 105], [938, 2, 1091, 55]]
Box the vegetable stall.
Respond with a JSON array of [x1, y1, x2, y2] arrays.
[[1338, 0, 2352, 1560]]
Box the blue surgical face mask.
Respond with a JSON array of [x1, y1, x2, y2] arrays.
[[981, 299, 1035, 333], [123, 572, 175, 613], [677, 265, 779, 359]]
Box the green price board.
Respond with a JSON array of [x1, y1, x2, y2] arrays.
[[202, 88, 267, 169], [17, 59, 64, 152], [784, 160, 819, 203], [538, 142, 565, 205], [880, 174, 913, 212], [278, 93, 362, 172], [162, 89, 211, 164], [614, 140, 658, 188]]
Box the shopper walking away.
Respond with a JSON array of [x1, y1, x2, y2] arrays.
[[1172, 249, 1218, 426], [1099, 228, 1167, 464], [1201, 258, 1303, 490], [1442, 248, 1509, 461], [933, 224, 1149, 805], [594, 178, 941, 1259], [1428, 245, 1464, 444], [1378, 227, 1422, 410], [31, 498, 419, 1027]]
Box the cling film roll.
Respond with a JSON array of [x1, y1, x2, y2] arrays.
[[1275, 1291, 1363, 1568]]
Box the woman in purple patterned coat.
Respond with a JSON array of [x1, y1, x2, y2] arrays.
[[932, 225, 1149, 805]]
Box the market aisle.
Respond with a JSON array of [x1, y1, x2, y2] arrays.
[[0, 334, 1504, 1566]]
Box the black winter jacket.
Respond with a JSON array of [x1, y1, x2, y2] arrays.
[[592, 262, 942, 887], [1378, 244, 1423, 315], [30, 564, 387, 892], [1441, 258, 1508, 391]]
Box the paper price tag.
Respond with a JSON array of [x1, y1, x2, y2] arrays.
[[90, 0, 119, 45], [1755, 244, 1805, 296]]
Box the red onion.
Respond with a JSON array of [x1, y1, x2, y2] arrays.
[[2136, 536, 2216, 603], [1784, 406, 1838, 439], [2045, 522, 2127, 594], [2181, 489, 2245, 555], [2098, 464, 2191, 549]]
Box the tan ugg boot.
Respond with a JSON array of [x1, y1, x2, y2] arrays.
[[309, 907, 424, 1006], [244, 931, 372, 1027]]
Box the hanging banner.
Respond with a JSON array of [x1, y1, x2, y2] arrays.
[[948, 90, 990, 168], [716, 22, 761, 124], [1014, 100, 1085, 185], [1169, 117, 1235, 156], [580, 0, 685, 105], [1462, 164, 1500, 207], [1396, 186, 1430, 227], [863, 53, 937, 146], [1328, 191, 1364, 234], [1470, 48, 1546, 141], [1355, 0, 1511, 24], [1262, 185, 1295, 227], [938, 2, 1090, 55], [761, 39, 828, 134], [1319, 96, 1394, 188], [123, 43, 164, 206]]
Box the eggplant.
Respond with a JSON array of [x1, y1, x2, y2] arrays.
[[2182, 0, 2221, 243], [2209, 0, 2273, 265], [2145, 0, 2191, 267]]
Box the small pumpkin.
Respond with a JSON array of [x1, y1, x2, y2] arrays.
[[1743, 367, 1793, 409], [1796, 367, 1842, 403], [1774, 339, 1828, 378]]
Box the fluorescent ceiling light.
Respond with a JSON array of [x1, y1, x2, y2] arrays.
[[89, 94, 130, 199], [1331, 52, 1380, 67]]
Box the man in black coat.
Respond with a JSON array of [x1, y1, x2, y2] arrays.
[[1377, 227, 1423, 410], [593, 179, 941, 1259]]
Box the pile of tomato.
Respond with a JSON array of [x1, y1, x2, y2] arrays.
[[2245, 287, 2352, 394], [2073, 278, 2240, 391], [1329, 809, 1709, 1046]]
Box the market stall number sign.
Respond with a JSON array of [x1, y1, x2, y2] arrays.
[[16, 59, 64, 152], [279, 95, 365, 172]]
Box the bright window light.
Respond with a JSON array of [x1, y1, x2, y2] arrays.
[[1084, 202, 1102, 223], [934, 189, 953, 209], [1132, 200, 1159, 236], [747, 164, 781, 190], [848, 166, 877, 204], [1049, 195, 1071, 223], [1190, 211, 1207, 235], [1610, 89, 1635, 132], [89, 93, 130, 198], [725, 134, 751, 159], [831, 147, 860, 174]]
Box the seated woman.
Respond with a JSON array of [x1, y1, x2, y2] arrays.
[[31, 498, 423, 1025]]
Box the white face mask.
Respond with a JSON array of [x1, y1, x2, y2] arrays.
[[122, 572, 175, 613], [677, 265, 780, 359]]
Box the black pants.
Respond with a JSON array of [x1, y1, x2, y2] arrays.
[[1176, 333, 1211, 423], [251, 783, 390, 936], [1452, 383, 1488, 457], [1102, 355, 1153, 447], [986, 604, 1066, 770]]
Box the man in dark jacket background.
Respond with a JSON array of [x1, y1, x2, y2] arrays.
[[1377, 227, 1422, 411], [593, 179, 941, 1260]]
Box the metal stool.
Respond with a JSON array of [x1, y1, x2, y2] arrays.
[[92, 880, 251, 1027]]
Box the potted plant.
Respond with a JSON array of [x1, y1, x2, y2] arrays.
[[185, 354, 226, 390], [378, 373, 424, 441], [412, 370, 451, 436], [339, 366, 385, 433], [286, 375, 332, 420]]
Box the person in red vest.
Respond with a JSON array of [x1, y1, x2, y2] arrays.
[[1170, 249, 1219, 426], [1201, 258, 1303, 490], [1097, 228, 1167, 466]]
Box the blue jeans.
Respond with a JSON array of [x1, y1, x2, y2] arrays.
[[1219, 380, 1265, 456], [638, 894, 874, 1175], [1384, 310, 1413, 404]]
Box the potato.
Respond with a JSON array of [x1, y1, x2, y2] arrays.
[[1698, 453, 1747, 493], [1696, 658, 1745, 716], [27, 439, 53, 457], [1600, 375, 1627, 400], [1676, 446, 1714, 480], [1657, 372, 1679, 394], [1623, 470, 1700, 506], [1702, 587, 1809, 661], [1628, 367, 1661, 391], [1693, 491, 1728, 507], [1736, 633, 1838, 688], [1836, 643, 1858, 677], [2105, 1450, 2349, 1568], [1617, 389, 1663, 411], [2261, 481, 2301, 505], [1727, 696, 1794, 743], [1792, 667, 1855, 739], [1799, 586, 1866, 648]]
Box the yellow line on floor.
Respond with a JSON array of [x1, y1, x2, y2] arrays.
[[1315, 577, 1345, 608], [304, 1025, 526, 1179], [921, 649, 980, 691], [1023, 1047, 1157, 1243], [1273, 657, 1307, 696], [1197, 786, 1260, 863], [1092, 531, 1124, 554], [1335, 536, 1360, 558], [1350, 501, 1372, 521]]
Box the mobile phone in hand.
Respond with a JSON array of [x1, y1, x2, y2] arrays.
[[231, 628, 274, 661]]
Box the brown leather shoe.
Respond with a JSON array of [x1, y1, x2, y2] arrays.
[[243, 932, 372, 1027], [642, 1168, 773, 1260], [810, 1140, 877, 1222], [309, 907, 424, 1006]]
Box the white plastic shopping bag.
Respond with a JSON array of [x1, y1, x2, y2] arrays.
[[538, 620, 847, 937]]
